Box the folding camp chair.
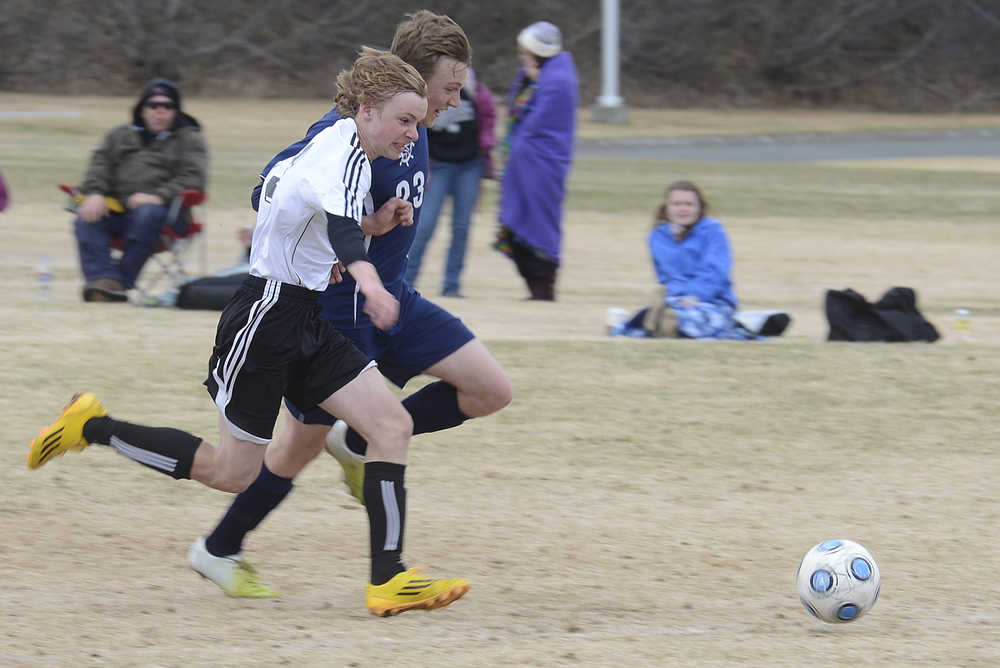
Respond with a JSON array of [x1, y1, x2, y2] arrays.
[[60, 184, 207, 303]]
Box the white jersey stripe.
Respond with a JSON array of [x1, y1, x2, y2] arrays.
[[380, 479, 401, 551], [343, 133, 364, 219], [111, 436, 178, 473], [343, 144, 365, 220]]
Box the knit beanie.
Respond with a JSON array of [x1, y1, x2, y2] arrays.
[[517, 21, 562, 58]]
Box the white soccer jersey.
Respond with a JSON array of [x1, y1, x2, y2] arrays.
[[249, 118, 371, 291]]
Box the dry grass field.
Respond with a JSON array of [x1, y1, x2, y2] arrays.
[[2, 93, 999, 667]]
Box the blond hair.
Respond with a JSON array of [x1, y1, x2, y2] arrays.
[[335, 47, 427, 118], [390, 10, 472, 80]]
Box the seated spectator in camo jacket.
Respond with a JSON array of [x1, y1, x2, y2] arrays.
[[73, 78, 207, 302]]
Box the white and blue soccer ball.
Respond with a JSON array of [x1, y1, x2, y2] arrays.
[[796, 539, 880, 623]]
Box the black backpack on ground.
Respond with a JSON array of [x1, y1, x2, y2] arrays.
[[825, 286, 939, 342], [176, 272, 247, 310]]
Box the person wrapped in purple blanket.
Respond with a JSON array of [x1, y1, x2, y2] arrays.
[[494, 21, 578, 301]]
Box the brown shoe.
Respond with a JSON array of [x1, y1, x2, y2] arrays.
[[82, 278, 128, 303]]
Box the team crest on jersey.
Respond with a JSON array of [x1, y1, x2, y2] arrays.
[[398, 142, 415, 167]]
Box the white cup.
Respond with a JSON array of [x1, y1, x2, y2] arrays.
[[605, 307, 630, 332]]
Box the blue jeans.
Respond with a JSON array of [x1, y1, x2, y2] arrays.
[[74, 204, 172, 288], [405, 157, 483, 294]]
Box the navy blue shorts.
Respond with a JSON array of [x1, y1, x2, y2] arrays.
[[286, 286, 474, 425]]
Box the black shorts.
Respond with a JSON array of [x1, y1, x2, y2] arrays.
[[204, 276, 374, 443], [286, 285, 474, 426]]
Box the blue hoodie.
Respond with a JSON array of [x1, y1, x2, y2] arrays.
[[648, 216, 737, 309]]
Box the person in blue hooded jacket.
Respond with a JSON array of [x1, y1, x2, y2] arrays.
[[614, 180, 780, 340]]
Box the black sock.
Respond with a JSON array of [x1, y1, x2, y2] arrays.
[[83, 415, 198, 479], [345, 381, 468, 456], [625, 307, 649, 330], [205, 463, 294, 557], [364, 461, 406, 585]]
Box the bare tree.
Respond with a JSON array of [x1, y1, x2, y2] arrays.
[[3, 0, 1000, 111]]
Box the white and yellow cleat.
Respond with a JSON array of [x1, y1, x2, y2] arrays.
[[187, 537, 279, 599], [325, 419, 365, 503], [27, 392, 107, 470], [366, 568, 470, 617]]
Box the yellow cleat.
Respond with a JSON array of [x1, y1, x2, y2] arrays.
[[366, 568, 470, 617], [325, 419, 365, 503], [27, 392, 107, 470]]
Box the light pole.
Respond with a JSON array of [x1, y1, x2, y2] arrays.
[[592, 0, 628, 123]]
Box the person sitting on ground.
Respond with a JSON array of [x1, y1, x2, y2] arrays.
[[73, 78, 208, 302], [612, 179, 789, 340]]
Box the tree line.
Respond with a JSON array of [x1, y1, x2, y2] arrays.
[[4, 0, 1000, 111]]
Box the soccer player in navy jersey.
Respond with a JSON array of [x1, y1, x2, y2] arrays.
[[187, 11, 512, 608]]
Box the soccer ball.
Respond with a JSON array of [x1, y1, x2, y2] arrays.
[[796, 539, 880, 623]]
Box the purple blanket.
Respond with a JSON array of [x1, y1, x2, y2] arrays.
[[498, 52, 578, 262], [0, 170, 9, 212]]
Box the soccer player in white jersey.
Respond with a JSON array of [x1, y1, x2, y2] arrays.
[[26, 49, 471, 616]]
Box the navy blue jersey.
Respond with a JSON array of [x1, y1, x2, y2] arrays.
[[254, 109, 429, 327]]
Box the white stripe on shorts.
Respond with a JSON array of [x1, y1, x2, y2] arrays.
[[381, 479, 401, 551], [111, 435, 178, 473], [212, 279, 280, 421]]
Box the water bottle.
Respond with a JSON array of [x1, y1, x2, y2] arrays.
[[954, 308, 971, 343], [36, 256, 53, 301]]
